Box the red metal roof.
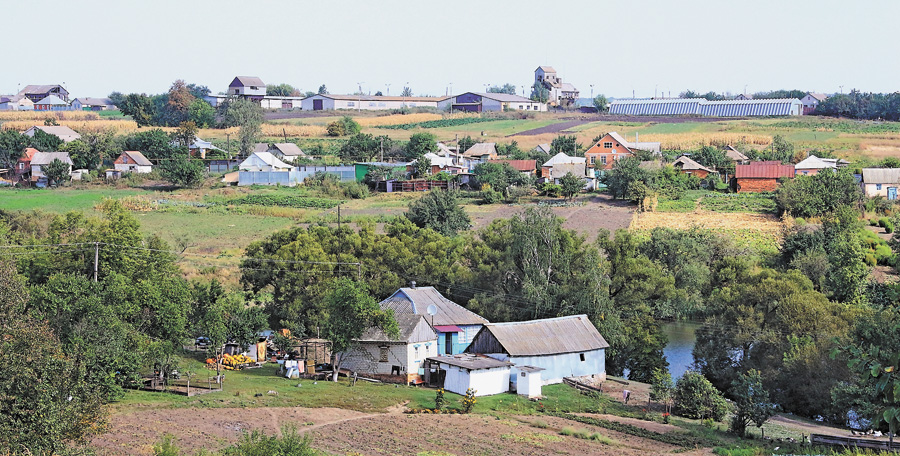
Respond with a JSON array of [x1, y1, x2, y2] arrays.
[[488, 159, 537, 172], [433, 325, 463, 333], [735, 161, 795, 179]]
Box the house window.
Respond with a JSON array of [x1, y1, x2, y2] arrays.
[[519, 105, 523, 109], [347, 102, 355, 107], [590, 156, 595, 164], [579, 353, 586, 362], [603, 142, 613, 149], [379, 347, 388, 362], [877, 184, 883, 190], [601, 156, 607, 165], [414, 346, 419, 359], [521, 372, 527, 377]]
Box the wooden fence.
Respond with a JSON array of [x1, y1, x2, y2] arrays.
[[811, 433, 900, 452]]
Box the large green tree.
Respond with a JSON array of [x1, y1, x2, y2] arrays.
[[160, 154, 205, 188], [405, 190, 471, 236], [43, 158, 71, 186], [405, 132, 437, 161], [729, 369, 776, 437], [218, 97, 263, 156], [0, 130, 27, 169]]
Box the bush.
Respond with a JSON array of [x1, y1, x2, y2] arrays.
[[152, 435, 181, 456], [865, 254, 878, 266], [326, 116, 360, 137], [541, 182, 562, 197], [887, 221, 895, 234], [342, 182, 370, 199], [879, 217, 889, 228], [481, 189, 502, 204], [673, 371, 729, 421], [221, 426, 321, 456]]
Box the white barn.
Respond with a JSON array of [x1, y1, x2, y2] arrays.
[[466, 315, 609, 389], [425, 354, 513, 397], [301, 94, 445, 111], [610, 98, 803, 117], [113, 151, 153, 174], [238, 152, 301, 186], [340, 313, 438, 383]]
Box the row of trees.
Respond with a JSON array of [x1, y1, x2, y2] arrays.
[[814, 90, 900, 121]]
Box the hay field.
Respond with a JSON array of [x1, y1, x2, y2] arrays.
[[356, 113, 443, 127], [1, 119, 139, 133], [0, 111, 102, 121]]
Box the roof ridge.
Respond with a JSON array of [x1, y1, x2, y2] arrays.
[[487, 314, 588, 326]]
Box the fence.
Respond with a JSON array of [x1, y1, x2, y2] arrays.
[[811, 433, 900, 452], [380, 179, 457, 192]]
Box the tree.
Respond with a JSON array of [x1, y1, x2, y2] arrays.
[[550, 135, 581, 155], [60, 139, 98, 170], [650, 368, 674, 415], [339, 133, 379, 162], [323, 278, 398, 381], [0, 130, 28, 169], [118, 93, 157, 126], [673, 371, 730, 421], [412, 156, 431, 178], [488, 84, 517, 95], [774, 170, 863, 218], [29, 128, 63, 152], [530, 82, 549, 103], [401, 86, 413, 97], [160, 155, 204, 187], [219, 98, 262, 156], [458, 136, 477, 153], [326, 116, 361, 137], [266, 83, 299, 97], [188, 99, 216, 128], [173, 121, 199, 149], [405, 132, 437, 161], [123, 128, 179, 160], [43, 158, 71, 186], [405, 191, 471, 236], [602, 156, 649, 199], [729, 369, 776, 437], [166, 79, 195, 125], [473, 162, 528, 192], [0, 261, 105, 455], [559, 172, 583, 200], [186, 83, 210, 99], [318, 85, 328, 95], [593, 94, 609, 112]]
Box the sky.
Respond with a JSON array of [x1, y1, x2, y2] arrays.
[[4, 0, 899, 99]]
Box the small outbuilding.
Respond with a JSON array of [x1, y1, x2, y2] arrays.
[[861, 168, 900, 199], [339, 313, 437, 383], [466, 314, 609, 390], [734, 161, 794, 193], [672, 155, 715, 178], [425, 354, 513, 397], [114, 151, 153, 174]]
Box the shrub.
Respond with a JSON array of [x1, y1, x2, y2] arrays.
[[541, 182, 562, 197], [326, 116, 360, 137], [794, 217, 806, 226], [865, 253, 878, 266], [342, 182, 370, 199], [673, 371, 729, 421], [879, 217, 890, 228], [153, 435, 181, 456], [481, 189, 502, 204], [559, 427, 575, 436], [886, 221, 895, 234], [221, 426, 320, 455]]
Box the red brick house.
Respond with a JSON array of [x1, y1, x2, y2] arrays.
[[672, 155, 715, 179], [15, 148, 39, 182], [584, 132, 660, 170], [734, 161, 794, 193]]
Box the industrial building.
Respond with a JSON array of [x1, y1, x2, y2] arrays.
[[610, 98, 803, 117]]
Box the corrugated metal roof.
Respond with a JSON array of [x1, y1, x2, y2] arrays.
[[475, 315, 609, 356], [543, 152, 585, 167], [380, 287, 488, 326], [862, 168, 900, 184], [794, 155, 837, 170], [358, 313, 436, 343], [271, 143, 305, 156], [487, 159, 536, 172], [231, 76, 265, 87], [735, 161, 795, 179], [428, 354, 513, 370], [463, 143, 497, 157], [610, 98, 802, 117], [551, 162, 589, 179], [122, 151, 152, 166]]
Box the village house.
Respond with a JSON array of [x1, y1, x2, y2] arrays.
[[861, 168, 900, 200], [462, 143, 498, 169], [584, 132, 661, 170], [723, 145, 750, 165], [238, 152, 300, 186], [734, 94, 753, 100], [534, 66, 579, 107], [487, 159, 537, 177], [380, 284, 488, 356], [438, 92, 546, 112], [672, 155, 715, 178], [34, 95, 71, 111], [23, 125, 82, 143], [30, 152, 73, 187], [339, 313, 438, 383], [113, 151, 153, 174], [466, 315, 609, 389], [550, 162, 595, 190], [417, 153, 467, 175], [734, 161, 795, 193], [541, 152, 586, 179], [534, 143, 551, 155], [794, 154, 847, 176], [801, 93, 828, 115], [424, 353, 513, 397], [267, 143, 305, 163], [228, 76, 266, 98], [17, 84, 69, 103], [0, 95, 34, 111], [71, 97, 116, 111], [14, 148, 39, 181], [184, 136, 225, 159]]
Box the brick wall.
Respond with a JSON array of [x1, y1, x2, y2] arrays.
[[736, 178, 779, 193]]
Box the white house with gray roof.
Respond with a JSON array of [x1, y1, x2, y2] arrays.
[[466, 315, 609, 388], [861, 168, 900, 200], [23, 125, 81, 143], [30, 152, 73, 187], [229, 76, 266, 97], [380, 284, 488, 356], [339, 313, 438, 383]]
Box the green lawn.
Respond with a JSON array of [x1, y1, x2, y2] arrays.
[[0, 188, 145, 213]]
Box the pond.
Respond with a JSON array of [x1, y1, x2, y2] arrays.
[[661, 320, 701, 379]]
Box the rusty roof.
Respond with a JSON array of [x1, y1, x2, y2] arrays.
[[735, 161, 794, 179], [475, 315, 609, 356], [488, 159, 536, 172]]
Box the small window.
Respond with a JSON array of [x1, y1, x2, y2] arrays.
[[521, 372, 527, 377], [379, 347, 388, 362], [601, 156, 607, 165], [877, 184, 883, 190], [603, 142, 613, 149], [579, 353, 586, 362], [589, 156, 595, 164]]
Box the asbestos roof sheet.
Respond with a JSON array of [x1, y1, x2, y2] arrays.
[[480, 315, 609, 356], [463, 143, 497, 157], [122, 151, 152, 166], [673, 155, 714, 173], [231, 76, 265, 87], [30, 152, 73, 166], [862, 168, 900, 184], [271, 143, 305, 156], [380, 287, 488, 326], [735, 161, 795, 179], [550, 162, 588, 179], [724, 146, 749, 161], [428, 354, 512, 370], [488, 159, 536, 172], [358, 313, 436, 343]]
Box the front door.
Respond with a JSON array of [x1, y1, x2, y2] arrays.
[[445, 332, 455, 354], [890, 187, 898, 200], [313, 99, 323, 110]]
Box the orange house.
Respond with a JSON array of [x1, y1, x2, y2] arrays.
[[584, 132, 634, 170]]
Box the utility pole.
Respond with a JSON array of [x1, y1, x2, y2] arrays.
[[337, 205, 341, 230], [380, 136, 384, 163], [93, 242, 99, 282]]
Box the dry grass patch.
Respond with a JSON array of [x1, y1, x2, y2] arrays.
[[631, 210, 782, 232], [637, 132, 772, 150], [1, 120, 139, 133], [0, 111, 101, 121], [356, 113, 443, 127]]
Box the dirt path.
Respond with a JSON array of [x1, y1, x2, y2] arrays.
[[768, 415, 850, 438]]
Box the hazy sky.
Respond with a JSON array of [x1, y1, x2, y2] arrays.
[[5, 0, 898, 99]]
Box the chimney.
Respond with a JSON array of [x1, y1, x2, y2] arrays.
[[410, 280, 416, 289]]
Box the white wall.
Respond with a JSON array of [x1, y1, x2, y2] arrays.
[[488, 349, 606, 387], [340, 339, 437, 377], [114, 164, 152, 174], [441, 364, 510, 397], [517, 371, 543, 398], [863, 183, 899, 199]]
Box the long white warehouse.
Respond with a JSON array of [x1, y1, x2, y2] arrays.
[[610, 98, 803, 117]]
